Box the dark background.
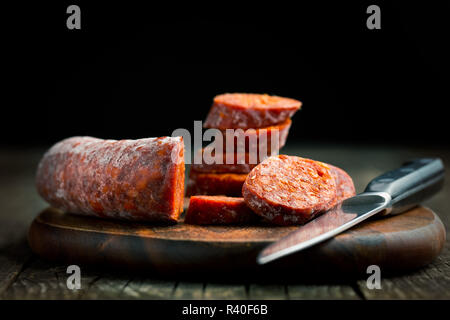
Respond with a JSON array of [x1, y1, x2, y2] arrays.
[[3, 2, 449, 147]]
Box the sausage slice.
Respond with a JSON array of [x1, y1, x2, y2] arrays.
[[204, 93, 301, 129], [191, 148, 259, 174], [242, 155, 336, 224], [260, 163, 356, 225], [185, 196, 258, 225], [186, 170, 247, 197], [220, 118, 291, 154], [329, 165, 356, 204]]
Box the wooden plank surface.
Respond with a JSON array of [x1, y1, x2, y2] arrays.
[[204, 283, 247, 300], [173, 282, 204, 300], [3, 259, 85, 299], [0, 239, 33, 297], [356, 238, 450, 300], [0, 145, 449, 300], [248, 284, 287, 300], [120, 278, 176, 299], [287, 284, 360, 300]]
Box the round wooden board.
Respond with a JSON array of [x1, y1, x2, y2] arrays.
[[28, 206, 446, 278]]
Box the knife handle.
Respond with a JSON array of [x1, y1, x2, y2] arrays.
[[364, 158, 445, 215]]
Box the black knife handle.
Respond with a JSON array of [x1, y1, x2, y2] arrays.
[[364, 158, 445, 215]]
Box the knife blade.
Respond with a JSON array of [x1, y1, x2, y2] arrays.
[[257, 158, 445, 265]]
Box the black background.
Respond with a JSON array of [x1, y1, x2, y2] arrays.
[[3, 1, 449, 147]]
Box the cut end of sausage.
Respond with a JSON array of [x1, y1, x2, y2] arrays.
[[243, 155, 337, 223], [213, 93, 302, 111]]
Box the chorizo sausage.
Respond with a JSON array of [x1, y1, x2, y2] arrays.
[[193, 119, 292, 173], [191, 148, 259, 174], [329, 164, 356, 204], [184, 196, 258, 225], [255, 163, 356, 226], [220, 118, 291, 154], [36, 136, 185, 223], [242, 155, 336, 225], [204, 93, 301, 129], [186, 170, 247, 197]]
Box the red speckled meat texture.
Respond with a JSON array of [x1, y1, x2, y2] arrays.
[[204, 93, 301, 129], [329, 164, 356, 205], [190, 148, 259, 174], [184, 196, 258, 225], [192, 119, 292, 174], [219, 118, 291, 154], [186, 170, 247, 197], [36, 136, 185, 223], [253, 164, 356, 226], [242, 155, 337, 225]]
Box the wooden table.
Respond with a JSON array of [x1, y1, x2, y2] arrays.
[[1, 143, 449, 300]]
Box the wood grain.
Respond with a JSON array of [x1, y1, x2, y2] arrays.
[[204, 283, 247, 300], [249, 284, 287, 300], [3, 259, 85, 299], [173, 282, 204, 299], [28, 206, 445, 278], [119, 278, 176, 299], [287, 284, 360, 300], [355, 237, 450, 299], [0, 239, 33, 297]]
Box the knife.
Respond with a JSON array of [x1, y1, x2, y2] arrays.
[[257, 158, 445, 265]]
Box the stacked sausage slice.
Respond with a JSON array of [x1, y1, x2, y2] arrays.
[[185, 93, 302, 224], [186, 93, 301, 198], [186, 93, 356, 226]]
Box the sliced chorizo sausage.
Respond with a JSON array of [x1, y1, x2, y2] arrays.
[[191, 148, 259, 174], [193, 119, 292, 173], [329, 164, 356, 204], [242, 155, 336, 225], [256, 163, 356, 226], [36, 136, 185, 223], [185, 196, 258, 225], [220, 118, 291, 154], [186, 170, 247, 197], [204, 93, 301, 129]]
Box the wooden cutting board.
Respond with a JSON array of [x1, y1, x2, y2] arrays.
[[28, 205, 446, 279]]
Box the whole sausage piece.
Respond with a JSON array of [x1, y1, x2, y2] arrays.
[[242, 155, 336, 225], [36, 136, 185, 223], [204, 93, 301, 129], [186, 170, 247, 197], [185, 196, 258, 225]]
